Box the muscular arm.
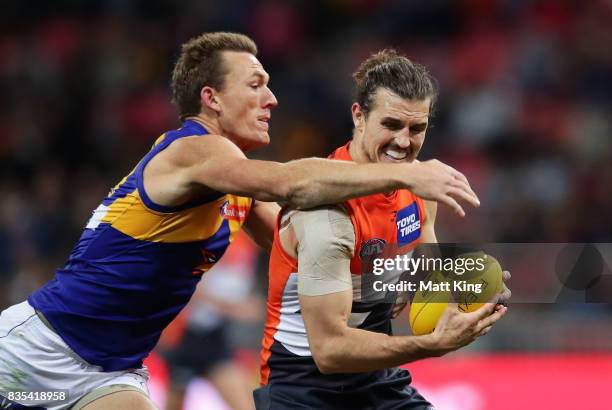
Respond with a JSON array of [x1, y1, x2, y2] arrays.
[[291, 206, 435, 373], [145, 134, 479, 213], [301, 290, 438, 373], [291, 205, 506, 375]]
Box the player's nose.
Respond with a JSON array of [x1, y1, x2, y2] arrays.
[[394, 133, 411, 150], [263, 86, 278, 108]]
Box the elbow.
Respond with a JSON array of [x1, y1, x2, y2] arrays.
[[284, 180, 320, 210], [311, 345, 341, 375], [270, 177, 297, 206], [277, 162, 326, 209], [274, 164, 317, 209], [313, 353, 337, 375]]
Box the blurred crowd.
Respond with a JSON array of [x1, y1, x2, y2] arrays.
[[1, 0, 611, 351]]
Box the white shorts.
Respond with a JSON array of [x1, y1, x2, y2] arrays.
[[0, 301, 150, 409]]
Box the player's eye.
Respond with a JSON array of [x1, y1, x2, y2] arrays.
[[381, 119, 403, 130], [410, 124, 428, 133]]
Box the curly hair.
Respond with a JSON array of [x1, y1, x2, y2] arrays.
[[353, 49, 438, 117]]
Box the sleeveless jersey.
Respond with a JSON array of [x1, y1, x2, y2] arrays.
[[29, 120, 252, 371], [260, 142, 426, 388]]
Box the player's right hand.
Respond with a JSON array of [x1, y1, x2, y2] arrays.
[[426, 295, 507, 356], [404, 159, 480, 217]]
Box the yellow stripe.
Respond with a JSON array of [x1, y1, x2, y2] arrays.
[[102, 190, 251, 243], [152, 133, 166, 147], [228, 218, 242, 243]]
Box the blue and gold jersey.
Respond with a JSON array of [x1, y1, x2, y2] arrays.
[[29, 120, 252, 371]]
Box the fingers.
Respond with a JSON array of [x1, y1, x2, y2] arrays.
[[478, 325, 493, 337], [499, 285, 512, 303], [444, 164, 479, 205], [500, 271, 512, 303], [436, 300, 507, 348], [450, 167, 468, 184], [469, 301, 497, 321], [476, 305, 507, 332], [417, 160, 480, 217], [449, 176, 480, 205], [450, 170, 480, 206], [486, 292, 501, 305], [446, 301, 459, 311], [438, 195, 465, 218], [447, 187, 480, 209]]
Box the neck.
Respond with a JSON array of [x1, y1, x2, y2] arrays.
[[186, 113, 251, 152], [348, 131, 369, 164], [349, 131, 395, 197], [185, 113, 222, 136]]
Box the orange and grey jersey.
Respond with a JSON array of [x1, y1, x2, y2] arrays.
[[259, 142, 425, 389], [29, 120, 252, 372]]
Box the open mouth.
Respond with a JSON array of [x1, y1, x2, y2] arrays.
[[382, 147, 408, 162]]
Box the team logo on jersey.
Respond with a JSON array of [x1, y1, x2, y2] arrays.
[[360, 238, 387, 260], [220, 200, 248, 222], [396, 202, 421, 246]]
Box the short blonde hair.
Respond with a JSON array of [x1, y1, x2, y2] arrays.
[[171, 32, 258, 121]]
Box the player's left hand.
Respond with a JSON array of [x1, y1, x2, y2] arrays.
[[496, 270, 512, 309]]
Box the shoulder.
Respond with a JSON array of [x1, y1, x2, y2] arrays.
[[153, 133, 246, 172], [142, 133, 245, 200], [291, 205, 355, 255], [166, 134, 245, 164], [292, 205, 352, 230]]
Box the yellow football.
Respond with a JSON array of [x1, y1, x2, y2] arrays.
[[409, 253, 503, 335]]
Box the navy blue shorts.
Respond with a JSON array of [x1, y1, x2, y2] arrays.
[[254, 368, 434, 410]]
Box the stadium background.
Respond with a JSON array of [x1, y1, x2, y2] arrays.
[[1, 1, 611, 409]]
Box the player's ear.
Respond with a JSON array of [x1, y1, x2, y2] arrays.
[[201, 86, 221, 114], [351, 102, 365, 130]]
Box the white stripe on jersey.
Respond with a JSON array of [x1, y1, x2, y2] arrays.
[[85, 204, 109, 229], [274, 273, 312, 357]]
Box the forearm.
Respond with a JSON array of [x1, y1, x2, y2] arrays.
[[198, 157, 410, 209], [282, 158, 409, 209], [179, 136, 479, 216], [315, 327, 440, 374]]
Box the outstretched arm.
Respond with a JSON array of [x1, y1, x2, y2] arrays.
[[147, 134, 479, 214]]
